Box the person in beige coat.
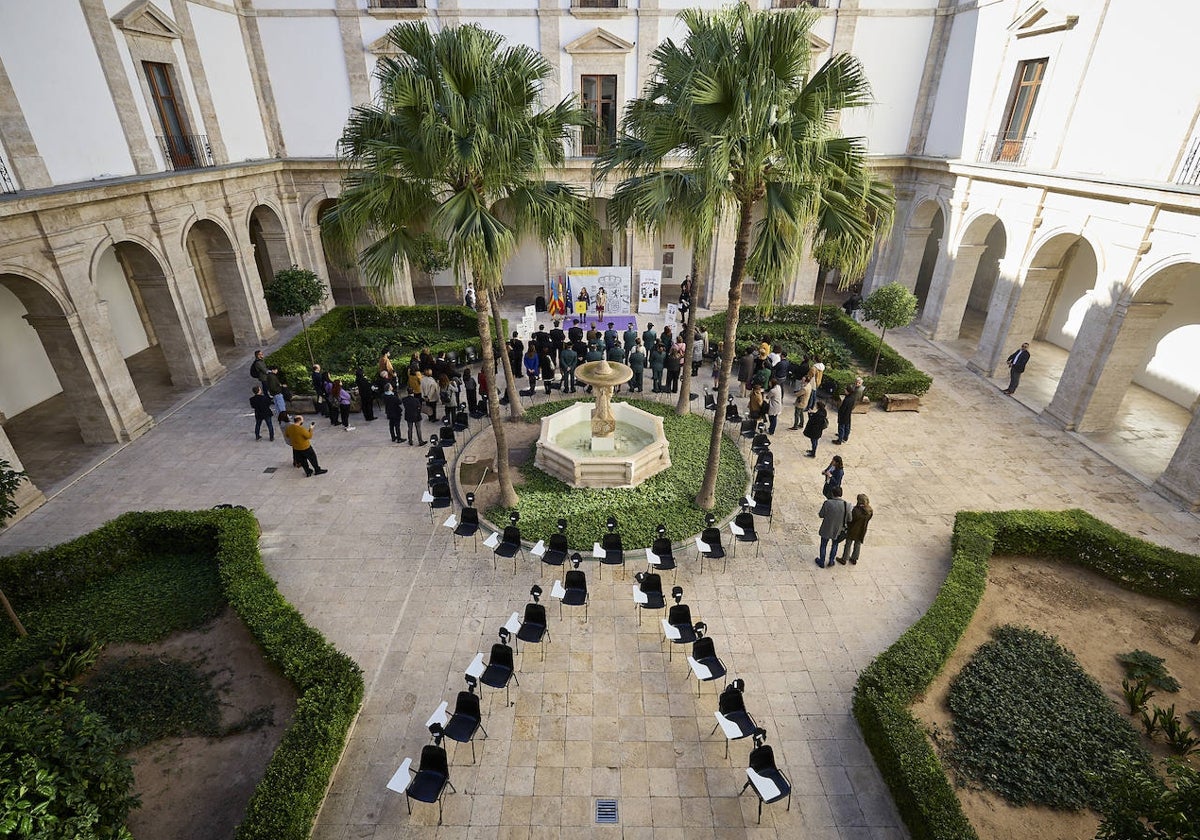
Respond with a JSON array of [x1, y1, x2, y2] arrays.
[[792, 373, 814, 430]]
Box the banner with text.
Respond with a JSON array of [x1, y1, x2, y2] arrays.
[[637, 269, 662, 314], [565, 266, 633, 317]]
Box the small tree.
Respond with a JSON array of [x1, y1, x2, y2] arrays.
[[263, 266, 326, 365], [0, 458, 29, 636], [860, 281, 917, 374], [413, 233, 452, 331]]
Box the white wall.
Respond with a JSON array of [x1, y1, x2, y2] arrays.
[[95, 248, 151, 359], [0, 285, 62, 416], [0, 1, 134, 183], [923, 8, 977, 157], [1042, 242, 1098, 348], [841, 15, 934, 154], [191, 4, 271, 162], [1136, 276, 1200, 408], [257, 17, 352, 156]]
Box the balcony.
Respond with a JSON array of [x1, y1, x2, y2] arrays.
[[573, 0, 626, 7], [0, 157, 15, 194], [1177, 138, 1200, 187], [368, 0, 421, 7], [156, 134, 214, 171], [566, 126, 616, 158], [775, 0, 828, 8], [978, 132, 1034, 166]]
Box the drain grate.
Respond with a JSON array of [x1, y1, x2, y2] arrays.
[[595, 798, 619, 824], [263, 467, 277, 473]]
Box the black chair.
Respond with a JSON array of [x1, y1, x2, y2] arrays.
[[595, 516, 625, 579], [515, 585, 551, 660], [753, 449, 773, 471], [632, 571, 665, 626], [450, 492, 481, 551], [554, 555, 588, 622], [427, 463, 447, 486], [710, 678, 757, 758], [426, 445, 447, 468], [725, 398, 742, 423], [646, 524, 677, 582], [465, 346, 478, 363], [541, 519, 569, 566], [389, 738, 455, 824], [426, 479, 452, 522], [703, 388, 717, 411], [687, 630, 728, 695], [438, 422, 456, 452], [696, 513, 727, 574], [752, 466, 774, 493], [739, 419, 757, 442], [747, 490, 774, 532], [452, 406, 470, 434], [750, 428, 771, 456], [493, 514, 524, 573], [730, 505, 760, 559], [443, 683, 489, 763], [662, 589, 701, 661], [480, 630, 519, 706], [740, 729, 792, 823]]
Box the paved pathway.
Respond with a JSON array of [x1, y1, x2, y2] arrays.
[[1, 313, 1196, 840]]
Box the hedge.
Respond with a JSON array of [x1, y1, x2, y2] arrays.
[[699, 305, 933, 400], [852, 509, 1200, 840], [265, 305, 495, 395], [0, 510, 364, 840]]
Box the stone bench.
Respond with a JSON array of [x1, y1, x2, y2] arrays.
[[883, 393, 920, 412]]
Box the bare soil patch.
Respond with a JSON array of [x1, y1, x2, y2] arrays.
[[911, 556, 1200, 840], [99, 607, 298, 840]]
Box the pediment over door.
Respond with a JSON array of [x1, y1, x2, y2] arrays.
[[564, 29, 635, 56]]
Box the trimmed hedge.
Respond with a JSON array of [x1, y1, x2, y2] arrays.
[[853, 509, 1200, 840], [699, 305, 933, 400], [0, 510, 365, 840], [265, 305, 491, 395]]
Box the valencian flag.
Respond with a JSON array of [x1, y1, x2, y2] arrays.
[[548, 275, 567, 316]]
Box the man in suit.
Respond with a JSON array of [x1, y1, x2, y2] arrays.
[[549, 320, 566, 365], [1003, 342, 1031, 395]]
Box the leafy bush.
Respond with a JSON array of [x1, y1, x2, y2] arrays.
[[947, 624, 1146, 809], [699, 305, 932, 399], [0, 698, 138, 840], [0, 510, 364, 840], [1122, 677, 1155, 716], [853, 508, 1200, 840], [84, 657, 222, 749], [1152, 705, 1200, 756], [1117, 650, 1181, 693], [1095, 752, 1200, 840], [0, 636, 104, 704], [265, 305, 490, 394], [490, 398, 747, 548]]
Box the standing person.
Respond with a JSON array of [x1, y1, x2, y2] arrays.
[[740, 346, 757, 397], [355, 367, 376, 422], [839, 494, 873, 565], [1002, 342, 1031, 395], [661, 324, 674, 350], [283, 415, 327, 477], [464, 284, 476, 309], [623, 323, 639, 353], [842, 288, 863, 321], [606, 339, 627, 365], [691, 332, 705, 377], [378, 350, 395, 377], [595, 286, 607, 323], [748, 382, 764, 420], [815, 486, 852, 568], [577, 286, 590, 314], [330, 380, 355, 430], [628, 340, 646, 392], [549, 320, 565, 364], [402, 389, 426, 446], [420, 367, 442, 419], [311, 364, 330, 414], [507, 332, 524, 373], [603, 322, 619, 349], [806, 357, 826, 411], [249, 386, 275, 442], [821, 454, 844, 499], [642, 322, 657, 350], [803, 402, 828, 457], [523, 346, 539, 395], [834, 384, 856, 444], [765, 377, 783, 434], [560, 341, 578, 393], [539, 348, 555, 395], [568, 318, 584, 346], [250, 350, 269, 391], [463, 369, 478, 415], [649, 342, 666, 393], [665, 341, 683, 393], [264, 365, 289, 422], [381, 384, 404, 443], [792, 373, 814, 429]]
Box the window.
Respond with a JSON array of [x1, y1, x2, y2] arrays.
[[144, 61, 197, 169], [994, 58, 1046, 163], [370, 0, 420, 7], [581, 74, 617, 156], [575, 0, 621, 7]]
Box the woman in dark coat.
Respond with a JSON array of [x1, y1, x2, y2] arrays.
[[821, 454, 844, 498], [803, 402, 828, 457], [839, 494, 873, 565], [355, 367, 376, 422]]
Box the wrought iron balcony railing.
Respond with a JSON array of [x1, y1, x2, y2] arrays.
[[573, 0, 626, 8], [156, 134, 214, 171], [566, 126, 617, 158], [1177, 138, 1200, 187], [0, 156, 15, 194], [978, 132, 1034, 166], [775, 0, 828, 8], [368, 0, 421, 8]]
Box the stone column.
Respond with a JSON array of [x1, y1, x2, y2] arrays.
[[969, 265, 1056, 377], [130, 273, 223, 387], [233, 245, 276, 344], [922, 244, 987, 340], [892, 227, 936, 292], [210, 247, 273, 346], [24, 312, 153, 443], [1155, 407, 1200, 511], [0, 420, 45, 521], [783, 249, 821, 305]]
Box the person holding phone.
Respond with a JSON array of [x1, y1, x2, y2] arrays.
[[283, 415, 327, 477]]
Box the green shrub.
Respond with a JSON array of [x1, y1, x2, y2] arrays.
[[1095, 752, 1200, 840], [84, 657, 222, 749], [490, 398, 747, 547], [1117, 650, 1181, 693], [853, 508, 1200, 840], [699, 305, 932, 399]]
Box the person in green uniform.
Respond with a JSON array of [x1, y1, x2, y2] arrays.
[[628, 340, 646, 392], [649, 342, 667, 393], [642, 323, 657, 350], [560, 343, 578, 393]]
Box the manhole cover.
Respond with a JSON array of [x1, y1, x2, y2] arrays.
[[263, 467, 277, 473], [595, 798, 618, 824]]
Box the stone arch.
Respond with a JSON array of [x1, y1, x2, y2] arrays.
[[185, 217, 268, 347], [925, 213, 1006, 342], [249, 203, 292, 290], [315, 198, 370, 307], [888, 195, 949, 313]]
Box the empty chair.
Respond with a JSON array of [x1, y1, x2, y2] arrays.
[[632, 571, 665, 626], [452, 406, 469, 434], [594, 516, 625, 579], [739, 418, 757, 441], [750, 428, 771, 456], [515, 585, 551, 660], [442, 682, 489, 763], [438, 422, 457, 451], [492, 514, 524, 573], [752, 466, 774, 493], [753, 449, 773, 471], [703, 388, 717, 411], [710, 678, 758, 758], [424, 479, 452, 522], [427, 463, 447, 486], [730, 504, 760, 559], [695, 514, 728, 574], [551, 555, 589, 621], [542, 519, 569, 566], [470, 629, 519, 707], [646, 524, 677, 581], [662, 589, 701, 661], [426, 445, 447, 468], [725, 398, 742, 423], [387, 737, 456, 824], [687, 631, 728, 695], [446, 492, 481, 551], [740, 729, 792, 823], [747, 490, 774, 532]]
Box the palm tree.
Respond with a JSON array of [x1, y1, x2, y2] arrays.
[[597, 3, 894, 508], [326, 21, 594, 507]]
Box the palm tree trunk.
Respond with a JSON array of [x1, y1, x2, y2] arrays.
[[696, 200, 754, 509], [488, 294, 524, 420], [0, 588, 27, 637], [675, 248, 707, 416], [475, 287, 519, 508]]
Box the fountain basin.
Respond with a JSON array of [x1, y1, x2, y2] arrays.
[[535, 402, 671, 488]]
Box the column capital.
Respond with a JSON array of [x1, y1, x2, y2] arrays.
[[953, 244, 989, 257], [903, 226, 935, 239], [23, 312, 82, 332], [1117, 300, 1171, 319]]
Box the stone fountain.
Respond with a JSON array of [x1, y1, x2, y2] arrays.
[[534, 359, 671, 488]]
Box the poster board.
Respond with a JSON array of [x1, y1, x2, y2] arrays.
[[566, 266, 633, 317], [666, 302, 680, 325], [638, 270, 662, 314]]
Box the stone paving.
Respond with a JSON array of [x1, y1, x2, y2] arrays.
[[1, 310, 1197, 840]]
